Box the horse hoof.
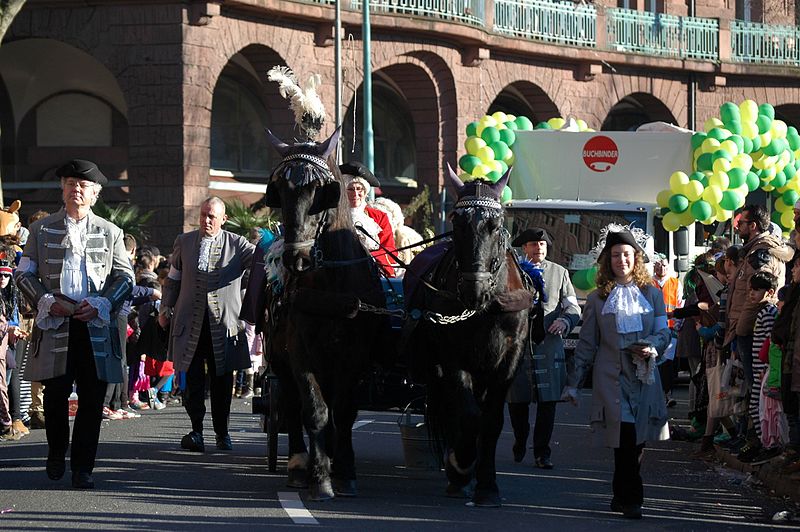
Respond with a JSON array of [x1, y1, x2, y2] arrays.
[[287, 469, 309, 489], [308, 480, 335, 502], [445, 482, 472, 499], [471, 490, 502, 508], [332, 478, 357, 497]]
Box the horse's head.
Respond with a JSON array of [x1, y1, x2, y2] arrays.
[[447, 164, 511, 310], [264, 127, 341, 273]]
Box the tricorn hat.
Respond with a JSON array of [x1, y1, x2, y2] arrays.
[[602, 229, 646, 257], [339, 161, 380, 187], [512, 227, 553, 247], [55, 159, 108, 186]]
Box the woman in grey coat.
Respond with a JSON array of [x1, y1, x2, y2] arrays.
[[562, 229, 670, 520]]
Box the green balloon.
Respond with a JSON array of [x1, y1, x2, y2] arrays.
[[486, 170, 502, 183], [759, 103, 775, 120], [771, 171, 787, 189], [466, 121, 479, 137], [756, 114, 772, 135], [497, 160, 509, 174], [696, 153, 713, 172], [489, 141, 511, 161], [720, 102, 740, 124], [459, 154, 481, 174], [708, 128, 728, 141], [690, 171, 708, 187], [746, 172, 760, 191], [772, 209, 784, 225], [727, 167, 747, 188], [534, 121, 552, 130], [742, 136, 754, 153], [691, 132, 708, 151], [783, 189, 799, 207], [514, 116, 534, 131], [669, 194, 690, 213], [763, 138, 785, 157], [712, 149, 733, 162], [691, 200, 713, 222], [751, 134, 762, 151], [729, 135, 745, 153], [785, 163, 797, 179], [788, 132, 800, 151], [727, 120, 742, 135], [481, 126, 501, 145], [500, 185, 512, 203], [498, 128, 516, 147], [720, 190, 741, 211]]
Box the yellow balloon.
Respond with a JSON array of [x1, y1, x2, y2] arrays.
[[732, 153, 753, 171], [684, 180, 704, 201], [547, 117, 566, 130], [771, 120, 788, 139], [741, 121, 759, 139], [704, 117, 724, 132], [702, 185, 723, 204], [491, 111, 507, 124], [496, 123, 507, 130], [739, 99, 759, 122], [782, 209, 795, 229], [708, 171, 730, 190], [678, 209, 696, 227], [712, 158, 732, 174], [662, 212, 681, 232], [576, 119, 588, 131], [505, 153, 515, 166], [669, 171, 690, 191], [715, 209, 733, 222], [471, 164, 490, 177], [476, 145, 495, 164], [701, 138, 722, 154], [760, 132, 772, 147], [656, 189, 672, 209], [506, 114, 516, 122], [488, 159, 503, 173], [735, 184, 749, 198], [763, 185, 775, 192], [775, 197, 790, 212], [479, 115, 498, 128], [719, 140, 739, 155], [465, 136, 487, 155], [460, 172, 476, 183], [693, 148, 704, 163], [779, 150, 792, 167]]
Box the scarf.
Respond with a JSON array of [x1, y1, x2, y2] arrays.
[[601, 282, 652, 334]]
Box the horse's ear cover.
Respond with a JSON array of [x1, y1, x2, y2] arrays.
[[265, 182, 281, 208], [320, 181, 341, 211]]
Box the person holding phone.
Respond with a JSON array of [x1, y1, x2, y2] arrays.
[[561, 227, 670, 520]]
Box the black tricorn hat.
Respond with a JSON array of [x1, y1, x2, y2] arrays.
[[55, 159, 108, 186], [602, 229, 646, 258], [339, 161, 380, 187], [512, 227, 553, 247]]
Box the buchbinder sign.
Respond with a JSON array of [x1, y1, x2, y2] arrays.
[[510, 131, 692, 204]]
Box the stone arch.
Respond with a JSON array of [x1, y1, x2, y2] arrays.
[[602, 92, 677, 131], [487, 81, 560, 125]]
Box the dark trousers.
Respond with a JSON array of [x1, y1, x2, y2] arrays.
[[508, 400, 557, 460], [42, 320, 107, 474], [612, 422, 645, 506], [183, 314, 233, 436]]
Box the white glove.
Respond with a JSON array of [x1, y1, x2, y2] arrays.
[[560, 386, 579, 406]]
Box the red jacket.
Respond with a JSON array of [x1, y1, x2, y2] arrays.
[[365, 206, 396, 277]]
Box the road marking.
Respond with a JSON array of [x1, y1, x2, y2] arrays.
[[278, 492, 318, 525], [352, 419, 374, 430]]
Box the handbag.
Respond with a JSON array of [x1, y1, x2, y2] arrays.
[[134, 305, 168, 362]]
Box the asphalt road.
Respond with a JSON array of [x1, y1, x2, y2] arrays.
[[1, 385, 799, 531]]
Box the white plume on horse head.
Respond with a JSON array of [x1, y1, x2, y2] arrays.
[[267, 65, 327, 141]]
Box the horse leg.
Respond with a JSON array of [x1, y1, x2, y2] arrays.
[[444, 371, 479, 498], [272, 358, 309, 488], [298, 371, 334, 501], [330, 387, 359, 497], [471, 386, 507, 507]]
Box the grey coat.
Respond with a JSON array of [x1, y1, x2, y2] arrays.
[[508, 260, 581, 403], [15, 210, 134, 383], [162, 229, 254, 374], [568, 284, 671, 448]]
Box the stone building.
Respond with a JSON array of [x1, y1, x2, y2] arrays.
[[1, 0, 799, 249]]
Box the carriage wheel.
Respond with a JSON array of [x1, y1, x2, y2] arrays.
[[267, 377, 280, 473]]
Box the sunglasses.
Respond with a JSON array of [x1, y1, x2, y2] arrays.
[[0, 273, 11, 279]]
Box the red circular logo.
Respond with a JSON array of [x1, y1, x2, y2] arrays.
[[583, 136, 619, 172]]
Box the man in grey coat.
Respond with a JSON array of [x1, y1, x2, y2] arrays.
[[15, 159, 134, 489], [159, 197, 254, 452], [507, 228, 581, 469]]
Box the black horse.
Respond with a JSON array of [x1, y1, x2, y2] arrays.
[[262, 128, 387, 501], [405, 166, 534, 507]]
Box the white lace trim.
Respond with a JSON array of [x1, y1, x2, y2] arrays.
[[61, 216, 89, 257], [601, 283, 652, 334], [633, 352, 658, 385], [35, 293, 64, 330], [85, 296, 111, 327], [198, 236, 214, 272], [351, 206, 382, 251]]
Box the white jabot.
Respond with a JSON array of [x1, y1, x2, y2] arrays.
[[62, 215, 88, 257], [601, 282, 653, 334], [61, 216, 90, 303], [198, 235, 214, 272], [351, 204, 382, 251]]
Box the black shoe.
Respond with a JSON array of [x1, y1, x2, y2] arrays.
[[46, 455, 66, 481], [71, 471, 95, 489], [512, 439, 526, 463], [534, 457, 554, 470], [622, 504, 642, 519], [749, 447, 782, 465], [610, 498, 624, 513], [181, 431, 205, 452], [738, 443, 762, 463], [215, 433, 233, 451]]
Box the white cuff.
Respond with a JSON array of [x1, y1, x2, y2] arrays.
[[36, 294, 64, 330], [84, 296, 112, 327]]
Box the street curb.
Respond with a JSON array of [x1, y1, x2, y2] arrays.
[[716, 448, 800, 501]]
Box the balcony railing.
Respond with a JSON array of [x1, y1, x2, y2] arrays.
[[493, 0, 597, 48], [349, 0, 485, 27], [731, 20, 800, 66], [605, 8, 718, 61]]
